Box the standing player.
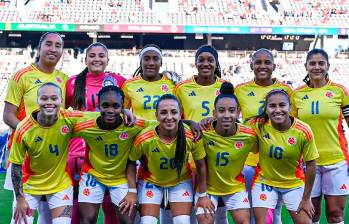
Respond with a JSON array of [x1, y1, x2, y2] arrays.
[[291, 49, 349, 224], [127, 94, 214, 224], [174, 44, 225, 223], [122, 44, 175, 120], [235, 48, 292, 223], [73, 85, 152, 224], [3, 32, 68, 224], [9, 83, 82, 224], [65, 42, 126, 224], [250, 89, 318, 224], [197, 82, 257, 224]]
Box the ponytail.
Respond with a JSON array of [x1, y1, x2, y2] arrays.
[[72, 67, 88, 110], [174, 120, 186, 178]]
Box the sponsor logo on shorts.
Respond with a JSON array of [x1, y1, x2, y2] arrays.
[[243, 197, 249, 203], [161, 84, 169, 92], [146, 190, 154, 198], [259, 193, 267, 201], [61, 125, 70, 134], [235, 141, 244, 150], [325, 91, 333, 98], [182, 191, 190, 197], [119, 132, 129, 140], [62, 194, 70, 200], [83, 188, 90, 196], [340, 184, 347, 190], [287, 137, 296, 145]]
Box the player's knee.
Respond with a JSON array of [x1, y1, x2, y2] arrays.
[[173, 215, 190, 224], [140, 215, 158, 224], [52, 217, 71, 224], [326, 207, 344, 223]]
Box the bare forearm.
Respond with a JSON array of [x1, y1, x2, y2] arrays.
[[303, 160, 316, 200], [3, 103, 20, 129], [11, 164, 23, 198], [126, 160, 137, 188], [195, 159, 207, 193]]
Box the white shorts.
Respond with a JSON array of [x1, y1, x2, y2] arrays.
[[24, 186, 73, 210], [78, 173, 128, 206], [195, 190, 250, 215], [138, 180, 193, 205], [311, 160, 349, 197], [252, 183, 304, 211], [4, 163, 13, 190]]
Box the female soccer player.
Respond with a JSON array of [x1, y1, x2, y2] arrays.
[[291, 49, 349, 224], [175, 44, 224, 122], [127, 94, 214, 224], [3, 32, 68, 224], [197, 82, 257, 224], [251, 89, 318, 224], [65, 42, 126, 224], [9, 83, 80, 224], [122, 44, 175, 120], [72, 85, 151, 224], [234, 48, 292, 223]]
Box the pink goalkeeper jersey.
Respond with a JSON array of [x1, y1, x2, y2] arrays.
[[65, 72, 126, 157]]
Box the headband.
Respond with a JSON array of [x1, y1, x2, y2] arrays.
[[139, 47, 162, 60]]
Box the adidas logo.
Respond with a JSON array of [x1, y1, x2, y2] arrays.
[[95, 136, 103, 141], [188, 91, 196, 96], [136, 88, 144, 92], [340, 184, 347, 190], [302, 95, 309, 100], [208, 141, 215, 146], [243, 197, 249, 203], [152, 148, 160, 153], [34, 79, 42, 84], [247, 91, 255, 96], [62, 194, 70, 200], [182, 191, 190, 197], [35, 136, 43, 142], [263, 133, 270, 139]]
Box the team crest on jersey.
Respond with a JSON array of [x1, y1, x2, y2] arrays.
[[216, 90, 220, 96], [161, 84, 169, 92], [260, 193, 267, 201], [61, 125, 70, 134], [56, 76, 62, 83], [325, 91, 333, 98], [146, 190, 154, 198], [287, 137, 296, 145], [83, 188, 90, 196], [235, 141, 244, 150], [119, 132, 129, 140]]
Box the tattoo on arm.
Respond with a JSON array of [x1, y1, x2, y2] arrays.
[[58, 206, 72, 218], [11, 164, 23, 198]]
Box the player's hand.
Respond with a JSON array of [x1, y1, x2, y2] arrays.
[[162, 70, 182, 85], [119, 192, 138, 217], [199, 117, 215, 131], [122, 109, 136, 127], [189, 121, 202, 142], [296, 198, 314, 219], [195, 195, 215, 218], [14, 196, 30, 224]]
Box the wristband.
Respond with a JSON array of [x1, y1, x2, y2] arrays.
[[198, 192, 207, 198], [128, 188, 137, 193]]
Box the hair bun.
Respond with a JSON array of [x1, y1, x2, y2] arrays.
[[219, 82, 234, 95]]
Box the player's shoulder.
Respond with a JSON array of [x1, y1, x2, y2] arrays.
[[293, 118, 313, 141], [121, 76, 141, 88], [175, 77, 195, 90], [329, 81, 349, 95], [15, 116, 35, 143], [235, 80, 254, 90], [238, 123, 256, 136], [12, 64, 35, 82], [293, 84, 308, 93], [134, 126, 157, 147]]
